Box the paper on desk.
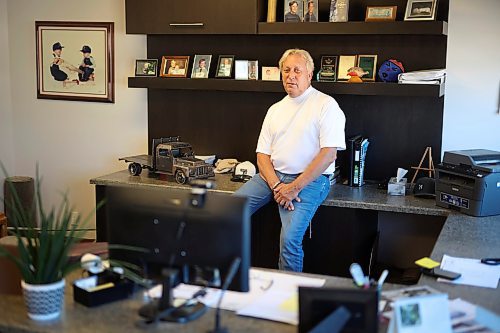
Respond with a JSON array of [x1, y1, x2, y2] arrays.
[[236, 270, 326, 325], [144, 268, 316, 313], [438, 255, 500, 289]]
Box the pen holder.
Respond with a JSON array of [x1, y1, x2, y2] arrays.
[[388, 177, 407, 196]]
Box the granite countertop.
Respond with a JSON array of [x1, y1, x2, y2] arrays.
[[90, 170, 449, 216]]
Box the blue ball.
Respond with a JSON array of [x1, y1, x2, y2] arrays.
[[378, 59, 404, 82]]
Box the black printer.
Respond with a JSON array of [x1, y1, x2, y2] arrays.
[[436, 149, 500, 217]]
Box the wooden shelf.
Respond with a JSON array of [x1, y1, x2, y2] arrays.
[[128, 77, 445, 97], [258, 21, 448, 36]]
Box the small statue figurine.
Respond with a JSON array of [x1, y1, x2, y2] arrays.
[[347, 67, 368, 83]]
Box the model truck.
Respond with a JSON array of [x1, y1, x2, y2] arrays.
[[120, 137, 215, 184]]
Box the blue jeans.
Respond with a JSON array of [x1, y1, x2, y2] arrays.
[[234, 171, 330, 272]]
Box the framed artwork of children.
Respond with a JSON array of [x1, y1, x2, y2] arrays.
[[135, 59, 158, 77], [191, 55, 212, 79], [357, 55, 378, 81], [160, 56, 190, 78], [35, 21, 114, 103], [215, 55, 235, 78]]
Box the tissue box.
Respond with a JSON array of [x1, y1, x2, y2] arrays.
[[73, 273, 135, 307], [388, 177, 407, 196]]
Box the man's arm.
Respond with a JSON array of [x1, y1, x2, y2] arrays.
[[257, 152, 281, 189], [274, 147, 337, 210]]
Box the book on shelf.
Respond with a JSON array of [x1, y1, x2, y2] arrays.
[[346, 135, 369, 187]]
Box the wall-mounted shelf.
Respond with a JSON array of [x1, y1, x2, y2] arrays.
[[258, 21, 448, 36], [128, 77, 445, 97]]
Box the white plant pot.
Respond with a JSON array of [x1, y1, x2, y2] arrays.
[[21, 279, 65, 321]]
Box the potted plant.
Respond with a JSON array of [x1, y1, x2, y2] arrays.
[[0, 165, 150, 321]]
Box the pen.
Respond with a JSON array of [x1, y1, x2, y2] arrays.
[[349, 263, 366, 287], [481, 258, 500, 266], [377, 270, 389, 291]]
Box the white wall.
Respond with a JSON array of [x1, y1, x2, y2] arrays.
[[442, 0, 500, 153], [6, 0, 148, 231], [0, 0, 15, 212]]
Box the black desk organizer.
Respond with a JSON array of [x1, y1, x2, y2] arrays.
[[73, 271, 135, 307]]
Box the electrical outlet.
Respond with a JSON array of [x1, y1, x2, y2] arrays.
[[70, 211, 80, 227]]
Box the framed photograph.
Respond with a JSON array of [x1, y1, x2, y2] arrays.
[[160, 56, 190, 78], [284, 0, 303, 22], [248, 61, 259, 80], [191, 54, 212, 79], [318, 55, 338, 82], [357, 55, 377, 81], [329, 0, 349, 22], [304, 0, 318, 22], [262, 67, 280, 81], [365, 6, 397, 22], [216, 55, 235, 78], [337, 55, 357, 81], [35, 21, 114, 103], [135, 59, 158, 77], [235, 60, 249, 80], [404, 0, 438, 21]]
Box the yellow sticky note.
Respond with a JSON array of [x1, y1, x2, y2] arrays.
[[279, 293, 298, 313], [415, 257, 440, 269]]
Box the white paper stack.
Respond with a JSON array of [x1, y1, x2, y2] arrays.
[[398, 69, 446, 85]]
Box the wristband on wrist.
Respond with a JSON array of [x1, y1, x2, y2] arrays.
[[271, 181, 282, 190]]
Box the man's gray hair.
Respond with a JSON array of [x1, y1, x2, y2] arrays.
[[278, 49, 315, 73]]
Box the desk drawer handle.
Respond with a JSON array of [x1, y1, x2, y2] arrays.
[[169, 23, 204, 27]]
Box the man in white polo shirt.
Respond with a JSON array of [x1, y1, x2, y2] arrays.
[[235, 48, 346, 272]]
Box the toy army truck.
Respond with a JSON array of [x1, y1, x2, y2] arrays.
[[120, 137, 215, 184]]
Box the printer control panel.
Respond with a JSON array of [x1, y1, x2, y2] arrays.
[[440, 163, 485, 178]]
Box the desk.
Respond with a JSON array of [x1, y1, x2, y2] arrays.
[[89, 171, 500, 312], [0, 270, 400, 333]]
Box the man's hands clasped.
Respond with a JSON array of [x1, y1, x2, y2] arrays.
[[273, 182, 301, 211]]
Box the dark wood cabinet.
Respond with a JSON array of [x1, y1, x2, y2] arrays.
[[126, 0, 258, 34]]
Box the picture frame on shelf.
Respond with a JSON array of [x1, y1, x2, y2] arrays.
[[284, 0, 303, 22], [235, 60, 249, 80], [35, 21, 114, 103], [262, 66, 280, 81], [318, 55, 338, 82], [135, 59, 158, 77], [215, 55, 235, 78], [191, 54, 212, 79], [248, 60, 259, 80], [160, 56, 189, 78], [404, 0, 438, 21], [337, 55, 357, 81], [365, 6, 397, 22], [357, 55, 378, 81], [329, 0, 349, 22], [304, 0, 318, 22]]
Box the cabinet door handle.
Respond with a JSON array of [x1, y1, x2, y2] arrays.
[[169, 23, 204, 27]]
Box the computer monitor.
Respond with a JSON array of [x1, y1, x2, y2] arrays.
[[299, 287, 378, 333], [105, 184, 250, 292]]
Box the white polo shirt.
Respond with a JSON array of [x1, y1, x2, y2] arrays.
[[256, 86, 346, 175]]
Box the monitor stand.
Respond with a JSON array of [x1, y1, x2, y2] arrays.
[[139, 268, 207, 323]]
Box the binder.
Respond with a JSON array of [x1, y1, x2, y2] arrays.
[[346, 135, 362, 186]]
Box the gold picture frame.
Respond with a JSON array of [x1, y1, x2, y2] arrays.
[[365, 6, 397, 22], [160, 56, 190, 78]]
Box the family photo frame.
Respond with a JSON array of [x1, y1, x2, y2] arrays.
[[35, 21, 114, 103], [191, 55, 212, 79], [135, 59, 158, 77], [160, 56, 190, 78], [215, 55, 235, 78]]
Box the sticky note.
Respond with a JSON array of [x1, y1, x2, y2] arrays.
[[415, 257, 440, 269], [279, 293, 298, 313]]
